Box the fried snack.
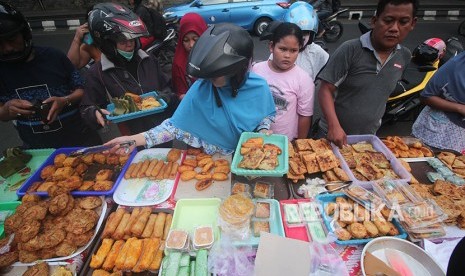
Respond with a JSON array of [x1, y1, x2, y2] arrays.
[[63, 156, 81, 167], [335, 228, 352, 241], [201, 160, 214, 173], [55, 242, 78, 257], [21, 194, 41, 204], [125, 163, 136, 179], [78, 153, 93, 165], [374, 219, 391, 235], [316, 150, 339, 172], [66, 209, 99, 235], [142, 214, 158, 238], [16, 219, 41, 243], [213, 159, 229, 167], [52, 167, 73, 181], [151, 212, 166, 239], [96, 169, 113, 181], [106, 154, 119, 165], [169, 163, 178, 180], [163, 162, 173, 179], [133, 238, 160, 272], [131, 207, 152, 237], [0, 250, 18, 267], [195, 179, 213, 191], [150, 160, 164, 177], [18, 250, 39, 263], [198, 157, 213, 167], [23, 204, 47, 221], [333, 167, 350, 181], [75, 163, 88, 175], [79, 180, 95, 191], [112, 212, 130, 240], [36, 181, 54, 193], [382, 139, 396, 149], [179, 170, 196, 182], [214, 165, 230, 174], [323, 170, 339, 182], [187, 148, 202, 155], [91, 238, 115, 268], [163, 214, 173, 240], [178, 165, 195, 174], [49, 193, 74, 216], [254, 182, 270, 198], [4, 213, 22, 234], [114, 237, 134, 270], [363, 221, 379, 238], [195, 172, 212, 180], [348, 222, 367, 239], [40, 165, 57, 180], [103, 209, 126, 239], [137, 160, 150, 178], [325, 202, 337, 216], [102, 240, 124, 271], [197, 153, 213, 161], [155, 162, 168, 180], [148, 241, 165, 270], [23, 262, 49, 276], [78, 196, 102, 210], [420, 146, 433, 157], [212, 172, 228, 181], [93, 180, 114, 191], [387, 221, 399, 236], [92, 270, 111, 276], [122, 238, 143, 270], [167, 148, 182, 162], [130, 161, 142, 178], [54, 153, 67, 167], [242, 137, 264, 148], [124, 207, 141, 235], [146, 159, 158, 177], [23, 228, 66, 251], [26, 181, 42, 193], [65, 229, 94, 247], [93, 153, 106, 164]]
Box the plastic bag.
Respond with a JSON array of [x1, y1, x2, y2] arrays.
[[308, 241, 349, 276], [208, 234, 256, 276]]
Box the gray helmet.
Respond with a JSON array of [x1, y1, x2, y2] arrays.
[[187, 23, 253, 94], [0, 1, 33, 62]]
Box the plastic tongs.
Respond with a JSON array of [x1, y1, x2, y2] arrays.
[[69, 140, 136, 157]]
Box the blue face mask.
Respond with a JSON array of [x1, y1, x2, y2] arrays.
[[117, 49, 134, 61]]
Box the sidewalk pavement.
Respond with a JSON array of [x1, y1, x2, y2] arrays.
[[22, 0, 465, 31]]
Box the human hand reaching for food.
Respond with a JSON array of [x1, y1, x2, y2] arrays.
[[259, 129, 273, 136], [327, 125, 347, 148], [104, 134, 145, 154]]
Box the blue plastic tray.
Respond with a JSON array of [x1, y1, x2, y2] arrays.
[[231, 132, 289, 177], [16, 147, 136, 197], [316, 193, 407, 245], [106, 91, 168, 124]]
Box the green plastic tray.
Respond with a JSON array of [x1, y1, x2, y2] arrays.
[[231, 132, 289, 177], [0, 201, 21, 238], [167, 198, 221, 255], [0, 148, 55, 202]]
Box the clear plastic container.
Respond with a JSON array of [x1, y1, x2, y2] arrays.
[[192, 225, 214, 250], [251, 218, 271, 237], [343, 184, 384, 211], [282, 203, 303, 226], [254, 200, 272, 219], [252, 181, 274, 199], [231, 182, 251, 196], [400, 199, 448, 229], [165, 229, 189, 251], [298, 202, 320, 223], [372, 180, 410, 207]]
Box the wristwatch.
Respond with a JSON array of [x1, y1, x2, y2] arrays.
[[64, 96, 72, 107]]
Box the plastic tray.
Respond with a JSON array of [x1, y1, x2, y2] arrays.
[[231, 132, 289, 177], [316, 193, 407, 245], [106, 91, 168, 124], [16, 147, 136, 197], [174, 153, 232, 200], [167, 198, 222, 255], [0, 148, 55, 202], [279, 199, 311, 242], [332, 135, 411, 188], [113, 148, 181, 206], [233, 199, 285, 247], [0, 201, 21, 238]]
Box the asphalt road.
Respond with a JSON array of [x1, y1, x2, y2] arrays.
[[1, 19, 464, 151]]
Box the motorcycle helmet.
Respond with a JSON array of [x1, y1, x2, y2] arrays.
[[187, 23, 253, 97], [412, 38, 446, 65], [0, 1, 33, 62], [283, 1, 318, 46], [259, 20, 282, 41], [88, 3, 149, 61]]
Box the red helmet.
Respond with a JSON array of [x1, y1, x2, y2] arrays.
[[88, 3, 149, 60], [0, 1, 33, 62]]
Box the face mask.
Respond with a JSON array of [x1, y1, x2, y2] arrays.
[[303, 34, 310, 47], [117, 49, 134, 61]]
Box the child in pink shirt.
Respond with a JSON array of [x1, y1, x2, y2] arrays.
[[252, 22, 314, 141]]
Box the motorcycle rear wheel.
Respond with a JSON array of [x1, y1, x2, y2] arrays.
[[323, 21, 343, 42]]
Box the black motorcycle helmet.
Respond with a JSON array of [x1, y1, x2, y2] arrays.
[[0, 1, 33, 62], [412, 43, 440, 65], [259, 21, 282, 41], [88, 3, 149, 61], [187, 23, 253, 97]]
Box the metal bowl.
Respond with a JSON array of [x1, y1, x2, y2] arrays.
[[361, 237, 445, 276]]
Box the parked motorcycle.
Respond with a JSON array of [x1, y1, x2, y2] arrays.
[[318, 8, 349, 42]]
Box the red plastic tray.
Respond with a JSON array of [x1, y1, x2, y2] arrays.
[[279, 199, 311, 242]]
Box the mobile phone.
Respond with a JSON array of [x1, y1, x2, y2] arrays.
[[82, 33, 93, 45]]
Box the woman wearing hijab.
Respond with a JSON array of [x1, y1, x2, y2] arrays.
[[172, 13, 207, 100], [106, 23, 276, 155]]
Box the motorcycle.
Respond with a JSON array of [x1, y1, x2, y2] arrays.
[[318, 8, 349, 42]]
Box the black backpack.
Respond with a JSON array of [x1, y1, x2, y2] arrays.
[[332, 0, 341, 12], [137, 5, 167, 40]]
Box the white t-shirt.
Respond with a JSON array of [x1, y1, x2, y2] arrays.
[[296, 43, 329, 81], [252, 61, 314, 140]]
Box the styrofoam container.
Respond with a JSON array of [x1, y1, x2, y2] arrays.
[[331, 135, 411, 188]]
